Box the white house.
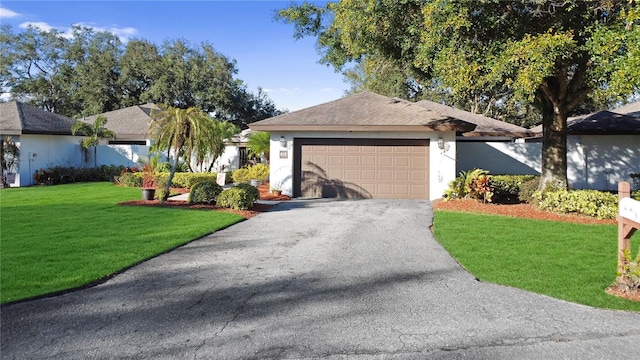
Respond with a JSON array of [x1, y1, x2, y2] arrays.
[[249, 92, 530, 200], [0, 102, 157, 187]]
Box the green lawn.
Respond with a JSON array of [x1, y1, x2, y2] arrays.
[[433, 211, 640, 312], [0, 182, 243, 304]]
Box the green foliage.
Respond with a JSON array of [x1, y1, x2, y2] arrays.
[[443, 168, 490, 202], [116, 172, 142, 187], [170, 172, 218, 189], [248, 163, 270, 181], [1, 136, 20, 173], [491, 175, 539, 203], [247, 131, 271, 159], [33, 165, 125, 185], [518, 177, 542, 205], [533, 190, 619, 219], [232, 168, 250, 183], [216, 184, 259, 210], [618, 249, 640, 291], [235, 182, 260, 203], [188, 180, 223, 205], [71, 115, 116, 167], [630, 173, 640, 192]]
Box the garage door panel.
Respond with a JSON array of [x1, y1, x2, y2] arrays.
[[299, 140, 429, 199]]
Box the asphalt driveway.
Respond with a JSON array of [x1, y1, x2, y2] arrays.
[[2, 199, 639, 359]]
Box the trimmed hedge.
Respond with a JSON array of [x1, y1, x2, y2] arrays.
[[188, 180, 223, 204], [34, 165, 126, 185], [533, 189, 618, 219], [118, 171, 217, 189], [216, 183, 260, 210], [491, 175, 538, 203], [232, 168, 250, 183], [248, 163, 269, 181]]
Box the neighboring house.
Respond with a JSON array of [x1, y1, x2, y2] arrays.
[[82, 103, 158, 167], [249, 92, 529, 200], [209, 129, 256, 173], [0, 101, 83, 187], [490, 108, 640, 191]]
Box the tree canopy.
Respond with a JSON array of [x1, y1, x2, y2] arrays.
[[0, 24, 283, 125], [278, 0, 640, 189]]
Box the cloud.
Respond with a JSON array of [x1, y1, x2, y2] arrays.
[[20, 22, 56, 33], [19, 21, 138, 43], [279, 87, 300, 94], [0, 7, 20, 19], [320, 87, 334, 92]]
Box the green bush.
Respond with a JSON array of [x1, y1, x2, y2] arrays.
[[533, 189, 618, 219], [518, 177, 541, 204], [118, 172, 142, 187], [443, 169, 490, 202], [492, 175, 539, 203], [617, 249, 640, 291], [235, 182, 260, 203], [248, 163, 269, 181], [232, 168, 250, 183], [34, 165, 126, 185], [217, 186, 258, 210], [188, 180, 223, 204]]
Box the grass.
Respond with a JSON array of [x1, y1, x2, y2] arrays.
[[433, 211, 640, 312], [0, 182, 244, 304]]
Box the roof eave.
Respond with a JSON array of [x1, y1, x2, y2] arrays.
[[249, 124, 476, 133]]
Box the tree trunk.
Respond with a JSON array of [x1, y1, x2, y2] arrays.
[[162, 148, 181, 202], [539, 96, 569, 191]]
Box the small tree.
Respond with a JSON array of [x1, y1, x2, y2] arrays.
[[148, 105, 220, 202], [247, 131, 270, 163], [71, 115, 116, 167]]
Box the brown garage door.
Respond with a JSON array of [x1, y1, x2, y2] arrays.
[[294, 138, 429, 199]]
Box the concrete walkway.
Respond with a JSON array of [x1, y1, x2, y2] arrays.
[[1, 199, 639, 359]]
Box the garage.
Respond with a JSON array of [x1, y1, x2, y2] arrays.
[[249, 92, 487, 200], [294, 138, 429, 199]]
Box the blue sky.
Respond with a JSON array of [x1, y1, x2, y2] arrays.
[[0, 1, 348, 112]]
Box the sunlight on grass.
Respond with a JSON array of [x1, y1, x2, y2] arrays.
[[433, 211, 640, 312], [0, 183, 243, 303]]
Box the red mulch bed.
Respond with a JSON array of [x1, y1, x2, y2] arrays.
[[119, 182, 289, 219], [434, 198, 639, 302], [432, 198, 616, 225]]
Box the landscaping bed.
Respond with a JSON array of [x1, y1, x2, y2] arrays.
[[119, 182, 290, 219], [432, 198, 616, 225]]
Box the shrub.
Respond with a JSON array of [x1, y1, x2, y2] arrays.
[[217, 186, 257, 210], [117, 172, 142, 187], [232, 168, 250, 183], [492, 175, 539, 204], [533, 189, 618, 219], [33, 165, 126, 185], [617, 249, 640, 292], [248, 163, 269, 181], [518, 177, 541, 204], [235, 182, 260, 203], [188, 180, 223, 204], [443, 168, 490, 202]]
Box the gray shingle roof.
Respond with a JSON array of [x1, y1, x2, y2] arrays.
[[250, 92, 477, 132], [83, 104, 158, 140], [529, 110, 640, 135], [415, 99, 532, 137], [0, 101, 76, 135]]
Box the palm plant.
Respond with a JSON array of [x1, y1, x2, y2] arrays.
[[71, 115, 116, 168], [205, 121, 240, 172], [148, 106, 220, 202], [247, 131, 270, 163]]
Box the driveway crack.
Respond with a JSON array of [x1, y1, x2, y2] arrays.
[[215, 292, 257, 337]]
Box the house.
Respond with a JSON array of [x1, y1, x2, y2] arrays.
[[249, 92, 530, 200], [81, 103, 157, 167], [523, 109, 640, 191], [1, 101, 83, 187], [209, 129, 257, 173]]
